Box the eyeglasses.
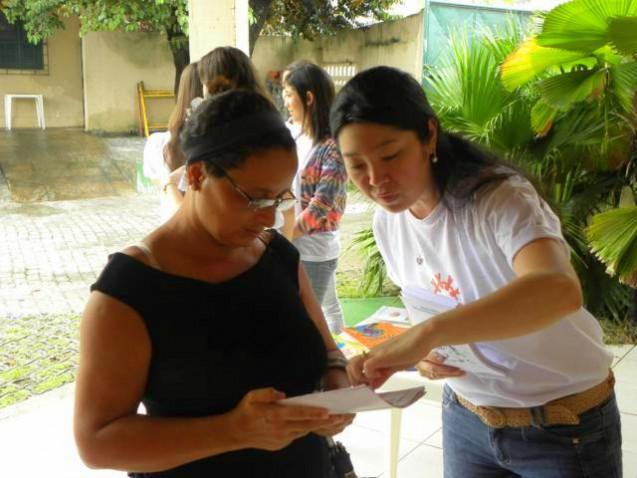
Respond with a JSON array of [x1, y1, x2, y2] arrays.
[[214, 165, 297, 212]]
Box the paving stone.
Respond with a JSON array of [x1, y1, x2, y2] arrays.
[[0, 179, 161, 406]]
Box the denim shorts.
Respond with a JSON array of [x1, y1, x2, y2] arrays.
[[441, 385, 623, 478]]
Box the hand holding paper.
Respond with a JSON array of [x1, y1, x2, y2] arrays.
[[279, 385, 426, 414]]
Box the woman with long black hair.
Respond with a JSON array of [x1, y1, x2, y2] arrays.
[[282, 61, 347, 334], [333, 66, 621, 477]]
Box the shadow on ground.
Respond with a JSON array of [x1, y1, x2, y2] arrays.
[[0, 128, 143, 202]]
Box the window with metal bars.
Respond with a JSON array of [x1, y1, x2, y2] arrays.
[[0, 12, 44, 70]]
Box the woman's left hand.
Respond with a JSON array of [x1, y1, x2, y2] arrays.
[[314, 368, 355, 437]]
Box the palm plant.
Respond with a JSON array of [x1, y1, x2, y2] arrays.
[[350, 7, 634, 321], [501, 0, 637, 286]]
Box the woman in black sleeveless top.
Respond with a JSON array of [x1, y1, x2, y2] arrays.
[[73, 90, 353, 477]]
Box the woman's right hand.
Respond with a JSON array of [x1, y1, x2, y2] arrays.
[[416, 351, 465, 380], [229, 388, 342, 451]]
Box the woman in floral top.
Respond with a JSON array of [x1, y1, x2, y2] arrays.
[[283, 60, 348, 333]]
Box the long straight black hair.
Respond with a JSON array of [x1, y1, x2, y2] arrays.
[[284, 60, 335, 145], [330, 66, 515, 205]]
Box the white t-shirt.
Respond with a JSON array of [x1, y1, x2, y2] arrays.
[[288, 124, 340, 262], [373, 175, 612, 407], [143, 131, 177, 223]]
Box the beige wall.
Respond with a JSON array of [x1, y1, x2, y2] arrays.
[[252, 11, 425, 85], [1, 12, 423, 133], [0, 17, 84, 129], [82, 30, 175, 134], [188, 0, 249, 60]]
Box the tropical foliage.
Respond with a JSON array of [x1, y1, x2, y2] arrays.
[[500, 0, 637, 289], [353, 0, 636, 322]]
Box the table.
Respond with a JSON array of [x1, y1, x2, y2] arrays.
[[342, 310, 443, 478], [4, 94, 45, 130]]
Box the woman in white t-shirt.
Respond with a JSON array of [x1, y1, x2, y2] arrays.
[[331, 67, 621, 477], [143, 62, 202, 223]]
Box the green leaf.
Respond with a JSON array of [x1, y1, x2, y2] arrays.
[[501, 37, 593, 90], [612, 60, 637, 111], [537, 0, 637, 52], [587, 206, 637, 285], [608, 16, 637, 56], [348, 227, 388, 297], [530, 99, 558, 135], [537, 68, 606, 111]]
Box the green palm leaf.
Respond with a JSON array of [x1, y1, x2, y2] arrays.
[[348, 227, 387, 297], [501, 37, 593, 90], [611, 60, 637, 111], [608, 16, 637, 55], [587, 206, 637, 285], [530, 98, 558, 135], [538, 0, 637, 52], [537, 68, 606, 111], [427, 27, 534, 148]]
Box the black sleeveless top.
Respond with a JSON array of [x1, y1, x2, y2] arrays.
[[91, 232, 330, 477]]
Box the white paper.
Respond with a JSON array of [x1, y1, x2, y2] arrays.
[[401, 286, 507, 377], [279, 385, 426, 414]]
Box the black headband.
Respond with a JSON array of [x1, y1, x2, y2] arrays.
[[183, 111, 291, 164]]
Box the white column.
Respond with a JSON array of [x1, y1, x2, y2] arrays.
[[188, 0, 250, 62]]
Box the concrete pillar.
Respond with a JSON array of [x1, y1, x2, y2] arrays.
[[188, 0, 250, 62]]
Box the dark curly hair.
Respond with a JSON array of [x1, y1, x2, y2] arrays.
[[180, 89, 295, 177]]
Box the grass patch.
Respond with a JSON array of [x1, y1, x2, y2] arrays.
[[32, 372, 75, 395], [336, 269, 399, 299], [0, 386, 30, 409], [0, 314, 80, 409]]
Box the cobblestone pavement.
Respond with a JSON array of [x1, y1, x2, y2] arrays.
[[0, 172, 160, 406], [0, 186, 373, 408]]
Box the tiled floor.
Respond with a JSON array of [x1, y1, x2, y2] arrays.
[[0, 345, 635, 477]]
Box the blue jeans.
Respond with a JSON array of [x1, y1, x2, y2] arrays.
[[442, 385, 622, 478], [302, 259, 344, 334]]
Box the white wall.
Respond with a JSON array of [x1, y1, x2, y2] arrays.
[[252, 11, 425, 86]]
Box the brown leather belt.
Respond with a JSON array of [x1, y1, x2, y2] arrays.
[[455, 371, 615, 429]]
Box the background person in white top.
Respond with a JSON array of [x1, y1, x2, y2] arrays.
[[331, 66, 621, 477], [143, 63, 202, 223], [146, 47, 287, 229], [282, 61, 348, 334]]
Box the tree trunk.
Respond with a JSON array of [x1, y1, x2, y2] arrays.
[[166, 31, 190, 95], [249, 0, 273, 56]]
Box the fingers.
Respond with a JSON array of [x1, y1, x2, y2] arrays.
[[265, 404, 329, 422], [312, 414, 355, 437], [348, 351, 405, 388], [424, 351, 447, 364], [416, 359, 465, 380], [346, 355, 369, 385], [245, 387, 286, 404], [362, 355, 398, 383]]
